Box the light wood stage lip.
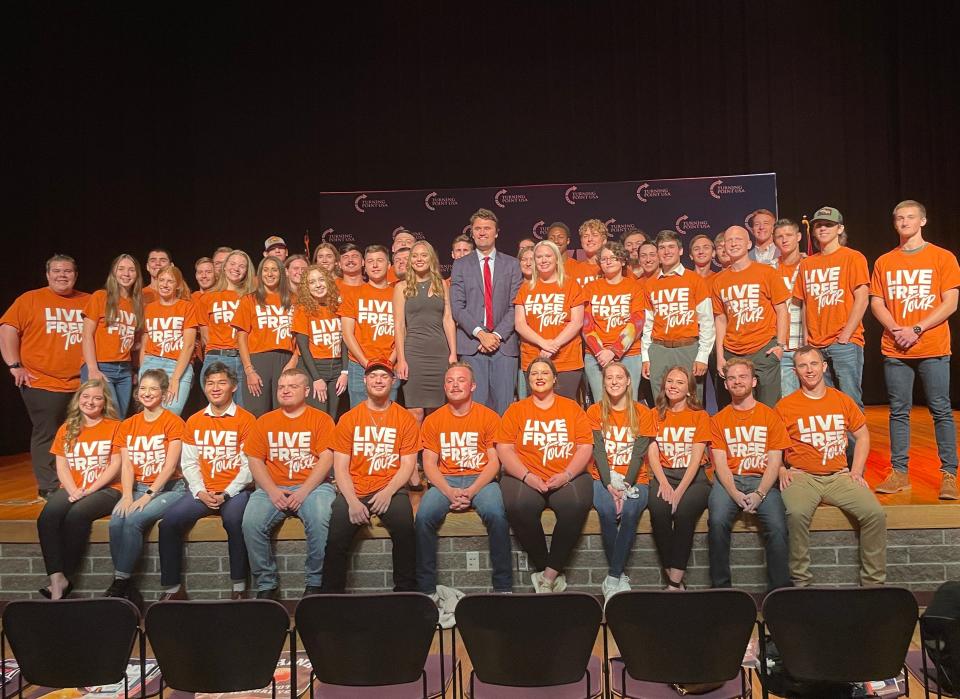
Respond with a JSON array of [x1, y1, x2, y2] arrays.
[[1, 406, 958, 543]]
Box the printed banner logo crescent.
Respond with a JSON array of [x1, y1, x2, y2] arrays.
[[564, 185, 599, 205], [604, 218, 640, 235], [354, 193, 388, 213], [494, 188, 529, 209], [424, 191, 459, 211], [532, 220, 549, 240], [321, 228, 355, 244], [709, 179, 747, 200], [635, 182, 672, 203], [675, 214, 711, 236]]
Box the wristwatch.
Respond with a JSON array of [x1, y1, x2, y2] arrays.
[[912, 325, 923, 335], [145, 488, 155, 497], [7, 362, 21, 369]]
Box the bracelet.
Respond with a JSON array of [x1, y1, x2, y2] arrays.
[[521, 472, 530, 484], [753, 489, 766, 502], [244, 365, 255, 373]]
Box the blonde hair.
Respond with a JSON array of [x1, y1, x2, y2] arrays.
[[598, 361, 641, 437], [62, 379, 119, 451], [403, 241, 446, 299], [296, 265, 339, 314], [893, 199, 927, 218], [155, 265, 192, 301], [578, 218, 609, 239], [103, 254, 144, 332], [529, 240, 566, 288], [655, 365, 703, 420], [213, 250, 257, 295]]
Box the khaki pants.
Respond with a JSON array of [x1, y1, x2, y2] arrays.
[[781, 470, 886, 586]]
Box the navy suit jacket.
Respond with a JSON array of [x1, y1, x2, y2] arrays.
[[449, 250, 523, 357]]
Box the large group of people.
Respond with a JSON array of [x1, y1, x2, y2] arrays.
[[2, 199, 958, 605]]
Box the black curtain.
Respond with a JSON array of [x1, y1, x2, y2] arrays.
[[2, 1, 958, 454]]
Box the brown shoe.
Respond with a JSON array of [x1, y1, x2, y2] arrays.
[[875, 470, 911, 494], [158, 587, 188, 601], [230, 590, 248, 600], [939, 473, 959, 500]]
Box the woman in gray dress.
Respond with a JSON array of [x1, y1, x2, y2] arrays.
[[393, 240, 457, 425]]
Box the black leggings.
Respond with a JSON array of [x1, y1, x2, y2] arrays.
[[647, 467, 710, 571], [37, 487, 121, 576], [501, 473, 592, 573]]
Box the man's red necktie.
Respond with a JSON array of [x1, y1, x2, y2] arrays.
[[483, 256, 494, 330]]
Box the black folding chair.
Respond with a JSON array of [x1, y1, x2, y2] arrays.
[[145, 600, 290, 698], [758, 586, 918, 699], [917, 615, 960, 699], [604, 589, 756, 698], [1, 598, 143, 699], [455, 592, 603, 698], [294, 593, 447, 698]]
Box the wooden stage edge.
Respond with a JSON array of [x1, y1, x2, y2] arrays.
[[1, 406, 958, 544]]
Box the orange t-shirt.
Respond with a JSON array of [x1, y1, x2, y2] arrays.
[[565, 257, 601, 289], [586, 402, 657, 483], [51, 419, 121, 491], [292, 304, 342, 360], [0, 287, 89, 391], [339, 283, 395, 364], [421, 402, 501, 476], [197, 290, 242, 351], [583, 276, 645, 356], [183, 406, 258, 492], [794, 247, 869, 347], [83, 290, 138, 363], [710, 403, 791, 476], [244, 406, 335, 487], [496, 395, 592, 480], [644, 270, 711, 342], [332, 402, 420, 498], [711, 262, 790, 354], [114, 409, 185, 485], [143, 299, 200, 359], [870, 243, 960, 359], [776, 387, 865, 475], [514, 278, 586, 371], [653, 408, 711, 469], [232, 291, 295, 354], [386, 267, 401, 285]]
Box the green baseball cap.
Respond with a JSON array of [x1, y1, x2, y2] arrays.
[[812, 206, 843, 224]]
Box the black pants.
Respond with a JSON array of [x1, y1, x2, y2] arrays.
[[21, 387, 72, 492], [320, 491, 416, 593], [299, 357, 343, 418], [37, 487, 121, 576], [554, 370, 584, 401], [501, 473, 592, 573], [243, 350, 294, 417], [647, 468, 710, 571]]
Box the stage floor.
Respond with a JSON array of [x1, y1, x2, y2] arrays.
[[0, 406, 957, 522]]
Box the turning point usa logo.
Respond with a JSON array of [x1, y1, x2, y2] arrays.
[[494, 188, 529, 209], [564, 186, 599, 205], [354, 194, 388, 213], [604, 218, 640, 235], [532, 220, 549, 239], [424, 192, 459, 211], [709, 179, 746, 200], [635, 182, 672, 203], [320, 228, 355, 244], [675, 214, 711, 236]]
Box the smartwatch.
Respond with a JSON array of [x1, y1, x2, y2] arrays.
[[912, 325, 923, 335]]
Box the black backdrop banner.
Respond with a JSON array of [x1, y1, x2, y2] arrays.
[[316, 173, 777, 269]]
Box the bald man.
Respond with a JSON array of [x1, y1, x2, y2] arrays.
[[710, 226, 790, 407]]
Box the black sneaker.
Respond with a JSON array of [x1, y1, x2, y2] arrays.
[[256, 588, 280, 600], [126, 584, 144, 611], [303, 586, 322, 597], [104, 578, 130, 597]]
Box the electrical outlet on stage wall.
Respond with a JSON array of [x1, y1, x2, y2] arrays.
[[466, 551, 480, 571], [516, 551, 528, 571]]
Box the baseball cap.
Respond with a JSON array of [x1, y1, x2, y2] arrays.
[[364, 359, 394, 375], [812, 207, 843, 224], [264, 235, 288, 251]]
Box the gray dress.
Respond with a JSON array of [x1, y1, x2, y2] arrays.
[[403, 281, 448, 408]]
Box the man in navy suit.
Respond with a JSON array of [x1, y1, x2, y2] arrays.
[[450, 208, 523, 415]]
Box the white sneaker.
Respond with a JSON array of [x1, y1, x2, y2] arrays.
[[552, 574, 568, 593], [531, 571, 553, 593], [602, 575, 620, 605], [617, 575, 632, 593]]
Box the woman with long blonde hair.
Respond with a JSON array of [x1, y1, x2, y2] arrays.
[[81, 254, 145, 418], [293, 265, 348, 416], [394, 240, 457, 424], [37, 379, 122, 599]]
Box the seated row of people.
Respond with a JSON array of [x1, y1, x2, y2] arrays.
[[37, 346, 884, 604]]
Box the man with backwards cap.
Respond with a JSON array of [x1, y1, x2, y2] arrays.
[[263, 235, 289, 262]]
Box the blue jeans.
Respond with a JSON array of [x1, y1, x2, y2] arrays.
[[821, 342, 864, 410], [158, 490, 250, 586], [517, 368, 528, 399], [81, 361, 133, 418], [415, 475, 512, 593], [707, 475, 791, 590], [201, 352, 245, 407], [140, 355, 194, 417], [241, 483, 336, 590], [584, 353, 644, 403], [780, 350, 799, 397], [347, 360, 398, 408], [885, 356, 957, 475], [592, 479, 648, 578], [108, 480, 185, 576]]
